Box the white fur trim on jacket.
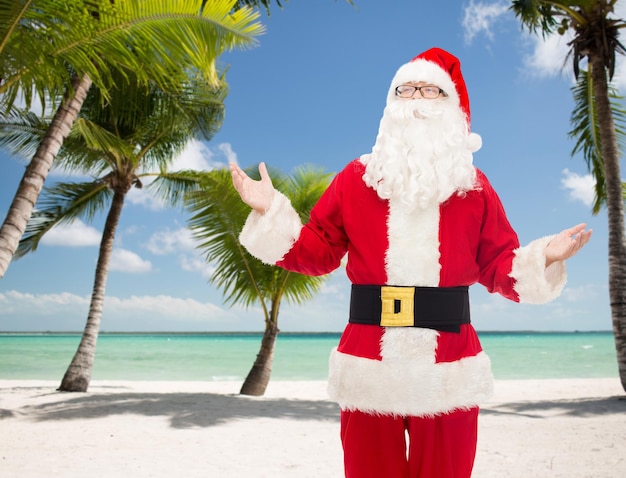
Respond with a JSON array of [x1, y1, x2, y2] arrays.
[[510, 235, 567, 303], [327, 328, 494, 417], [385, 198, 441, 286], [239, 190, 302, 265]]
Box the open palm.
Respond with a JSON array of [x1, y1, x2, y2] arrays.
[[545, 223, 592, 266], [230, 162, 275, 213]]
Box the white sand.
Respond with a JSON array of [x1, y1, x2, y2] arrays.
[[1, 378, 624, 477]]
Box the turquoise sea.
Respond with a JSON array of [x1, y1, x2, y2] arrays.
[[0, 331, 618, 382]]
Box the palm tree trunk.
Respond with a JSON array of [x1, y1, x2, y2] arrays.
[[0, 73, 92, 278], [58, 189, 125, 392], [590, 57, 626, 392], [240, 306, 280, 396]]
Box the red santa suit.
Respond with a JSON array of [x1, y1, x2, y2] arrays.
[[238, 48, 567, 478]]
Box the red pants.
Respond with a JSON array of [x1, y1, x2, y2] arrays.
[[340, 407, 479, 478]]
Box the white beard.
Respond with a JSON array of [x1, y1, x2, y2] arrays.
[[360, 98, 478, 209]]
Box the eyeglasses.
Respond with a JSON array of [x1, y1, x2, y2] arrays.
[[395, 85, 447, 99]]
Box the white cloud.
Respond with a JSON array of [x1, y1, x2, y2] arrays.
[[41, 220, 101, 247], [462, 1, 625, 85], [560, 283, 599, 302], [0, 290, 90, 315], [522, 31, 575, 79], [462, 0, 509, 44], [14, 89, 45, 116], [217, 143, 238, 164], [319, 273, 350, 297], [169, 139, 215, 171], [125, 140, 236, 210], [0, 289, 237, 330], [511, 3, 625, 85], [180, 254, 216, 280], [104, 294, 229, 319], [0, 290, 219, 318], [320, 283, 343, 295], [146, 227, 196, 255], [561, 168, 595, 207], [125, 186, 166, 210], [170, 139, 236, 171], [145, 227, 214, 278], [109, 248, 152, 273], [472, 289, 513, 317]]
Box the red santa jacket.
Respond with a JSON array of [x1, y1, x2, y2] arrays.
[[240, 159, 567, 416]]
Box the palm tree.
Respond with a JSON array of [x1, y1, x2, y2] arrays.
[[511, 0, 626, 391], [0, 0, 263, 278], [1, 68, 227, 392], [186, 166, 333, 396]]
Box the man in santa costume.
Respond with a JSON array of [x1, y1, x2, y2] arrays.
[[229, 47, 591, 478]]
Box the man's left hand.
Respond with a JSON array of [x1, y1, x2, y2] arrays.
[[545, 223, 592, 267]]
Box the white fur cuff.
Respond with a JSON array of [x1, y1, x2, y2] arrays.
[[239, 190, 302, 264], [510, 235, 567, 303]]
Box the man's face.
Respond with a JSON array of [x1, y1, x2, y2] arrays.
[[394, 81, 448, 101], [387, 81, 450, 121]]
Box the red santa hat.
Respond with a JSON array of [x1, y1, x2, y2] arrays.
[[387, 47, 482, 152]]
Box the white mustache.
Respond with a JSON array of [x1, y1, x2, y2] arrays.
[[387, 100, 444, 121], [411, 102, 443, 119]]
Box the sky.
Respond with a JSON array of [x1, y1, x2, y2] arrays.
[[1, 0, 624, 333]]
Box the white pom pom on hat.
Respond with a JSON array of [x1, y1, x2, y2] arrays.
[[467, 132, 482, 152]]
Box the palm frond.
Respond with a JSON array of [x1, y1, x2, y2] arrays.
[[282, 164, 334, 222], [0, 1, 82, 106], [510, 0, 562, 36], [233, 0, 284, 15], [0, 0, 264, 111], [144, 169, 205, 208], [231, 0, 354, 15], [90, 0, 264, 89], [0, 107, 50, 159], [569, 68, 626, 213], [16, 180, 112, 257], [127, 75, 227, 161], [69, 117, 136, 161], [187, 168, 269, 307], [280, 268, 326, 304], [275, 165, 332, 303], [0, 0, 34, 55]]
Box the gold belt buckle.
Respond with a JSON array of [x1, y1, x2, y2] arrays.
[[380, 286, 415, 327]]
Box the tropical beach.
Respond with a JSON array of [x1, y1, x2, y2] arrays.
[[1, 377, 624, 478], [2, 2, 626, 477]]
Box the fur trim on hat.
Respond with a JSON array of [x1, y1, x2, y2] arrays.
[[387, 59, 460, 109]]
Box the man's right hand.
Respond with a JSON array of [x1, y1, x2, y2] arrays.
[[229, 162, 275, 214]]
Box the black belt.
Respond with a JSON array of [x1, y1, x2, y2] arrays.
[[349, 284, 470, 333]]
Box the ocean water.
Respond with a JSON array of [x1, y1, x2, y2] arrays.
[[0, 331, 618, 382]]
